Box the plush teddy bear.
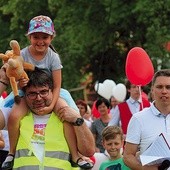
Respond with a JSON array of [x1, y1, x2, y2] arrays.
[[0, 40, 35, 104]]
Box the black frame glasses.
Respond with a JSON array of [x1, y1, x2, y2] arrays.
[[26, 89, 50, 100]]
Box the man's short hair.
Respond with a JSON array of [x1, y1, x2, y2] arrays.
[[23, 68, 53, 92], [152, 69, 170, 85], [124, 79, 131, 90]]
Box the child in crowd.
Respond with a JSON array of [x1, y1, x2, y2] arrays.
[[2, 15, 93, 170], [99, 126, 131, 170]]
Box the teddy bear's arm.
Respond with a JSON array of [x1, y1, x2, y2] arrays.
[[0, 54, 11, 63]]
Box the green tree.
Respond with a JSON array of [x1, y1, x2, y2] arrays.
[[0, 0, 170, 100]]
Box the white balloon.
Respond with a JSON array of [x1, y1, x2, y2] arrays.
[[103, 79, 116, 89], [94, 79, 116, 100], [94, 81, 99, 91], [112, 83, 127, 102], [97, 83, 108, 99]]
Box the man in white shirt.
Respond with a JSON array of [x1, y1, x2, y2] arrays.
[[124, 69, 170, 170]]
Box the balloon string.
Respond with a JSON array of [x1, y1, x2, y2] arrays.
[[138, 85, 143, 110], [96, 81, 99, 94]]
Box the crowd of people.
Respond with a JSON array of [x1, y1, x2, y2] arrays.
[[0, 14, 170, 170]]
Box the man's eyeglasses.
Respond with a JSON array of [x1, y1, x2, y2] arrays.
[[26, 89, 50, 100]]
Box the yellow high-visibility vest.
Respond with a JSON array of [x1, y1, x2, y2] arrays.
[[13, 112, 77, 170]]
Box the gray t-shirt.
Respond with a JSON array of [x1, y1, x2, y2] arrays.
[[91, 119, 108, 153], [21, 46, 63, 74]]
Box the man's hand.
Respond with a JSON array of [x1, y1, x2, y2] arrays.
[[35, 105, 53, 115], [158, 160, 170, 170], [0, 64, 9, 85], [57, 106, 80, 123]]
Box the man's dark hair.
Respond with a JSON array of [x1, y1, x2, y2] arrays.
[[23, 68, 53, 92], [124, 79, 131, 90]]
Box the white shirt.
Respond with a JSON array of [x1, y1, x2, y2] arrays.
[[108, 97, 141, 126], [84, 118, 93, 129], [109, 107, 117, 116], [31, 114, 51, 162], [126, 102, 170, 154]]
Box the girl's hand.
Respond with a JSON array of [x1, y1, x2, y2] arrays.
[[57, 106, 79, 123], [18, 77, 29, 88], [36, 105, 53, 115]]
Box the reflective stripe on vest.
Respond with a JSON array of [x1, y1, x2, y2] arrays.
[[13, 165, 66, 170], [14, 112, 73, 170], [15, 149, 70, 160]]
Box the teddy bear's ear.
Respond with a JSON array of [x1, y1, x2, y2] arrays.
[[10, 40, 20, 56], [5, 50, 13, 58]]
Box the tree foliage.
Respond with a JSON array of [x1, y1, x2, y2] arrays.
[[0, 0, 170, 97]]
